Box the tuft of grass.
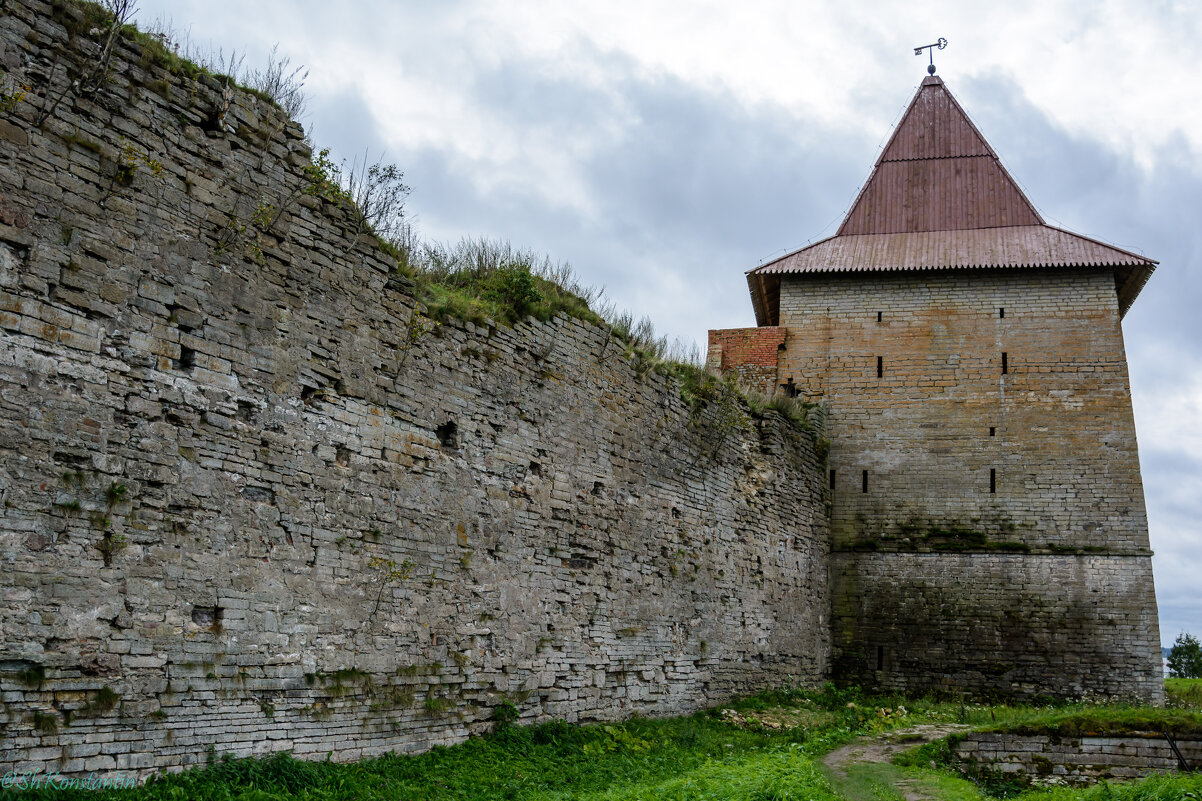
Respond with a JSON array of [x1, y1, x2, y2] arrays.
[[394, 236, 606, 330], [895, 730, 967, 769], [30, 710, 57, 734], [124, 25, 207, 81], [16, 663, 46, 689], [422, 695, 455, 714], [321, 667, 371, 686], [77, 685, 121, 717]]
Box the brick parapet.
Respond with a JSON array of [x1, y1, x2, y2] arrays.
[[706, 326, 785, 395]]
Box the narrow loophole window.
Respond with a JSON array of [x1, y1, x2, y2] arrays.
[[1000, 307, 1005, 319], [990, 468, 997, 494], [876, 645, 884, 671], [861, 470, 868, 493], [829, 469, 836, 490], [176, 345, 196, 371], [989, 426, 996, 437], [1001, 352, 1008, 375], [876, 311, 882, 322], [876, 356, 883, 378]]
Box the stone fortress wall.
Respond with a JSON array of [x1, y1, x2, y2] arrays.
[[0, 0, 830, 777]]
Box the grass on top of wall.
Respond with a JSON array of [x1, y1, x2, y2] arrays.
[[387, 235, 820, 434], [977, 705, 1202, 738], [390, 236, 607, 331]]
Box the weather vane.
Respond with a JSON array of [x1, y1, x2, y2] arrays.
[[914, 38, 948, 75]]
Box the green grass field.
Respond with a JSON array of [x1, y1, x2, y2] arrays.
[[4, 683, 1202, 801], [1167, 678, 1202, 708]]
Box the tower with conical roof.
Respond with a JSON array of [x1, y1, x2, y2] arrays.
[[709, 75, 1163, 701]]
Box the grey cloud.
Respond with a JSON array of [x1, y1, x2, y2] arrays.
[[306, 85, 389, 167], [963, 74, 1202, 351], [410, 46, 875, 334]]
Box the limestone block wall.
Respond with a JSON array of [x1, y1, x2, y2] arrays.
[[777, 270, 1162, 701], [954, 732, 1202, 786], [778, 270, 1149, 550], [0, 0, 830, 777]]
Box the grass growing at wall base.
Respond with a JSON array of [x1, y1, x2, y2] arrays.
[[896, 754, 1202, 801], [1016, 774, 1202, 801], [6, 685, 1202, 801], [0, 710, 841, 800]]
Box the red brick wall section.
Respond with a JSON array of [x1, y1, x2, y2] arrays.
[[706, 327, 785, 394]]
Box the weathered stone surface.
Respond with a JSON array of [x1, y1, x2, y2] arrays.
[[955, 732, 1202, 787], [0, 0, 829, 778]]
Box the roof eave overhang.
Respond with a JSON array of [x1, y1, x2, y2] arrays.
[[747, 260, 1156, 324], [746, 271, 780, 327], [1115, 261, 1157, 318]]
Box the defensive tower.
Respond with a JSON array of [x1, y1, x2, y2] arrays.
[[709, 74, 1164, 701]]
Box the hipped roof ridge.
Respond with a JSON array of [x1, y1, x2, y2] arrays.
[[837, 75, 1043, 236]]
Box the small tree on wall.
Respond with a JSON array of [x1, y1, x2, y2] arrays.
[[1168, 632, 1202, 678]]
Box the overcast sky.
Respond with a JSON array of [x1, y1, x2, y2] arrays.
[[131, 1, 1201, 648]]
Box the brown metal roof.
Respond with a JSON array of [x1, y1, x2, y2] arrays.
[[839, 158, 1042, 234], [747, 75, 1156, 324], [839, 76, 1042, 235], [753, 226, 1153, 275], [879, 78, 994, 161]]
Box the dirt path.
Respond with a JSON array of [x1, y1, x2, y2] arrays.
[[822, 723, 970, 801]]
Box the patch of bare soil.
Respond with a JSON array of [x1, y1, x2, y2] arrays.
[[822, 724, 970, 801]]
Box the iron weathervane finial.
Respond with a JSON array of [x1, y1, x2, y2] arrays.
[[914, 38, 948, 75]]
